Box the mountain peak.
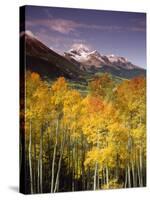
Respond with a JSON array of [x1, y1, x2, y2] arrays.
[[20, 30, 37, 40], [22, 33, 145, 80], [106, 54, 128, 64], [89, 50, 101, 57], [109, 54, 115, 57], [65, 46, 142, 71], [70, 44, 90, 54]]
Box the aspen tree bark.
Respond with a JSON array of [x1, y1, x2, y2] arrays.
[[76, 141, 79, 188], [87, 167, 90, 190], [127, 163, 131, 187], [139, 147, 143, 187], [131, 161, 136, 187], [137, 159, 141, 186], [93, 161, 98, 190], [39, 127, 43, 193], [68, 134, 71, 189], [37, 159, 40, 193], [54, 132, 66, 192], [29, 119, 33, 194], [81, 136, 85, 190], [74, 145, 76, 191], [33, 131, 36, 193], [124, 167, 127, 188], [116, 153, 119, 180], [47, 125, 51, 191], [82, 160, 86, 190], [51, 119, 59, 193], [106, 165, 109, 188], [72, 142, 75, 191], [139, 116, 143, 187], [103, 167, 105, 185], [97, 165, 100, 189]]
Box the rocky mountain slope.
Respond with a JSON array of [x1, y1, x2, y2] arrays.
[[64, 45, 146, 78], [21, 31, 146, 80]]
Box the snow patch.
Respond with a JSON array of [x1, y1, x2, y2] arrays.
[[20, 30, 37, 39]]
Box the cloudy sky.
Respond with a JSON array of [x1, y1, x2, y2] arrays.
[[25, 6, 146, 68]]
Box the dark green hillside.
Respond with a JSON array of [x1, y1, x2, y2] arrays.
[[98, 65, 146, 79]]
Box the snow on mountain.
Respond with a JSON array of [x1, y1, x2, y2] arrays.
[[64, 45, 139, 71], [106, 54, 137, 70], [21, 32, 145, 79], [67, 44, 90, 62], [65, 46, 106, 68], [107, 54, 121, 63], [20, 31, 86, 81], [20, 30, 37, 39], [70, 43, 90, 53], [68, 49, 89, 63]]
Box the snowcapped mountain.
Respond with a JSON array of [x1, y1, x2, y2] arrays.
[[64, 45, 140, 71], [64, 46, 105, 69], [21, 32, 146, 80]]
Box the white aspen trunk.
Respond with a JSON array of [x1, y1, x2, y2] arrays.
[[29, 119, 33, 194], [39, 127, 43, 193], [106, 165, 109, 188], [33, 131, 36, 193], [139, 147, 143, 187], [74, 145, 76, 191], [72, 143, 75, 191], [134, 165, 137, 187], [131, 161, 136, 187], [127, 163, 131, 187], [76, 141, 79, 182], [47, 125, 51, 191], [103, 167, 105, 185], [124, 167, 127, 188], [81, 137, 85, 190], [139, 116, 143, 187], [115, 153, 119, 180], [97, 165, 100, 189], [54, 133, 65, 193], [137, 160, 141, 186], [37, 159, 40, 193], [51, 119, 59, 193], [93, 141, 100, 190], [93, 161, 98, 190]]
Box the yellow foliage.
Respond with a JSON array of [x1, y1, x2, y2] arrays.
[[24, 71, 146, 190]]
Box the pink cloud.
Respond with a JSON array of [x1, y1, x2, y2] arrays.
[[26, 18, 79, 34], [71, 43, 91, 52], [26, 17, 145, 35], [47, 19, 78, 34]]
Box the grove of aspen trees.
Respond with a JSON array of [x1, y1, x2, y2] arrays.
[[22, 71, 146, 193]]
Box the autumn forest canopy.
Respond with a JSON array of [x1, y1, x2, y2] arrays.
[[21, 71, 146, 194]]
